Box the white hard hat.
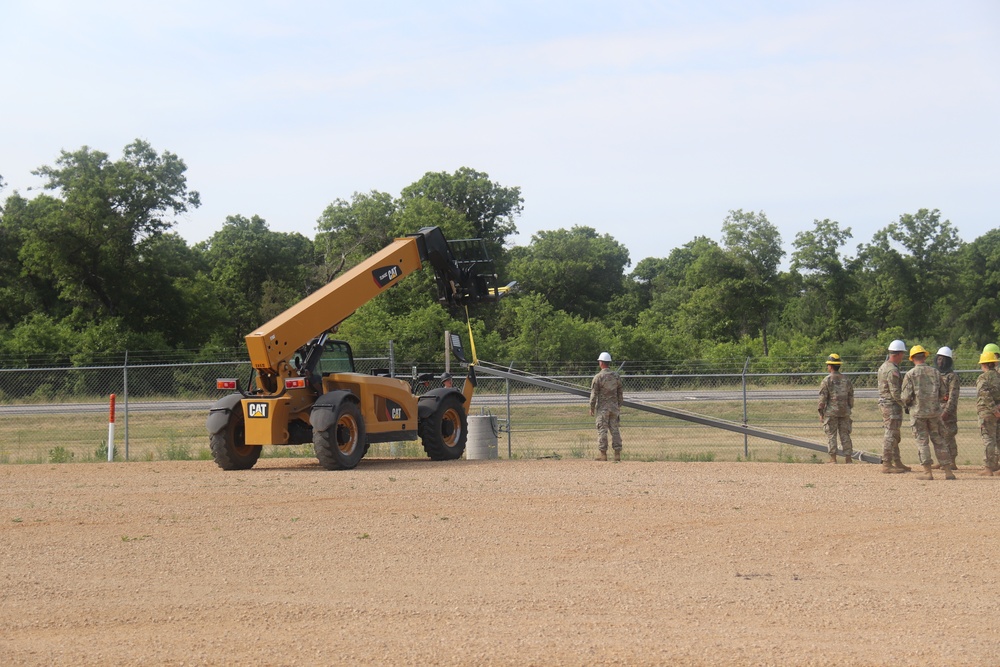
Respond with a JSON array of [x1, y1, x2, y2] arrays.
[[936, 346, 953, 359], [597, 352, 612, 362], [888, 340, 907, 352]]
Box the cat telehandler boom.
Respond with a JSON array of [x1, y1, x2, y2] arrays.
[[206, 227, 504, 471]]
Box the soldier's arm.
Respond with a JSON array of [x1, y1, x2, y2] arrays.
[[616, 377, 623, 408], [890, 373, 903, 406], [817, 379, 828, 416], [589, 376, 598, 414], [945, 375, 959, 414], [901, 374, 914, 408], [992, 376, 1000, 417], [847, 380, 854, 411]]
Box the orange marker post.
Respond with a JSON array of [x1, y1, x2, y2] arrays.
[[107, 394, 116, 462]]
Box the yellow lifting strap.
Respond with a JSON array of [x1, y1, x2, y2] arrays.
[[465, 306, 479, 366]]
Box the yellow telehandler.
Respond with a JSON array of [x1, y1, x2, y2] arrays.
[[207, 227, 504, 470]]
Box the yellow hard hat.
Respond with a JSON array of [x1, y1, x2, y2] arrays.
[[825, 353, 842, 366], [979, 351, 999, 365], [909, 345, 928, 360]]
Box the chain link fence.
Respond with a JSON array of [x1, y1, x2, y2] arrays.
[[0, 356, 985, 467]]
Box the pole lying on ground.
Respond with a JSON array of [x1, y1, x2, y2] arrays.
[[107, 393, 116, 462], [473, 363, 881, 464]]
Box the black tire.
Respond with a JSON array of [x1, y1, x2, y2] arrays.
[[420, 395, 467, 460], [210, 408, 262, 470], [314, 401, 366, 470]]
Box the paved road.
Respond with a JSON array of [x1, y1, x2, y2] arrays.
[[0, 389, 880, 416]]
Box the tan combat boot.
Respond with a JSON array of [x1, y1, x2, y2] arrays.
[[893, 457, 912, 472], [917, 464, 934, 481], [931, 463, 944, 469], [977, 467, 993, 477], [943, 465, 956, 480], [843, 454, 853, 464], [827, 453, 837, 464], [881, 463, 903, 474], [595, 451, 607, 461], [613, 450, 621, 462]]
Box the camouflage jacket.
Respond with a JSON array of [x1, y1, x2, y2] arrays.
[[877, 359, 903, 408], [975, 368, 1000, 417], [589, 368, 623, 413], [901, 364, 945, 419], [940, 370, 959, 419], [818, 372, 854, 418]]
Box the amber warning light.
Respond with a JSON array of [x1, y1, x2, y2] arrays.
[[216, 379, 238, 390], [284, 378, 306, 389]]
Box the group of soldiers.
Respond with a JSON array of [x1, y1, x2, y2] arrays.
[[589, 342, 1000, 476], [819, 339, 1000, 480]]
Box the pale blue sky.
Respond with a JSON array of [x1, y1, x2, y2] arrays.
[[2, 1, 998, 268]]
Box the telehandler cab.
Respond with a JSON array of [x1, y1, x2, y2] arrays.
[[207, 227, 505, 471]]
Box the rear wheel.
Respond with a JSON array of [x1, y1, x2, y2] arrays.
[[210, 408, 262, 470], [420, 395, 467, 460], [314, 401, 366, 470]]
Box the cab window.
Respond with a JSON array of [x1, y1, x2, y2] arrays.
[[319, 340, 355, 374]]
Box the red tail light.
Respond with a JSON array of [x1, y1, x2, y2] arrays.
[[284, 378, 307, 390], [216, 379, 238, 390]]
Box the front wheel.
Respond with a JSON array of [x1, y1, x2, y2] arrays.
[[314, 401, 366, 470], [420, 395, 468, 460], [210, 408, 262, 470]]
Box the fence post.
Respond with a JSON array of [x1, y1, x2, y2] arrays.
[[505, 376, 512, 458], [123, 350, 130, 461], [742, 356, 750, 459], [389, 340, 395, 378], [107, 393, 116, 462]]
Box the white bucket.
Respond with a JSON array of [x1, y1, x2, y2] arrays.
[[466, 415, 498, 460]]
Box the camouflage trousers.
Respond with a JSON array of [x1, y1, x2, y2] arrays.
[[940, 415, 958, 465], [978, 414, 999, 469], [822, 415, 853, 457], [910, 417, 950, 467], [879, 404, 903, 464], [595, 409, 622, 452]]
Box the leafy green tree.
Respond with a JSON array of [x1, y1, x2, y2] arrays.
[[315, 191, 397, 281], [131, 232, 226, 348], [400, 167, 522, 260], [16, 140, 200, 319], [956, 229, 1000, 346], [720, 209, 785, 356], [857, 209, 962, 339], [672, 241, 750, 342], [507, 226, 630, 320], [786, 219, 858, 342], [495, 292, 608, 364], [198, 215, 314, 345], [639, 237, 720, 330]]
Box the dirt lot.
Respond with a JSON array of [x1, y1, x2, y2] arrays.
[[2, 458, 1000, 666]]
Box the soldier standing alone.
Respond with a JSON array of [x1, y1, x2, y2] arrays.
[[878, 339, 909, 474], [590, 352, 624, 461], [817, 353, 854, 464], [901, 345, 954, 480]]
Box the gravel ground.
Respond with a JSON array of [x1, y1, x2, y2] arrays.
[[2, 457, 1000, 666]]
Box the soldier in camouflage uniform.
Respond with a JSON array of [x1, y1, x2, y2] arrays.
[[878, 340, 909, 474], [901, 345, 954, 480], [817, 353, 854, 464], [590, 352, 624, 461], [974, 351, 1000, 476], [934, 347, 959, 471]]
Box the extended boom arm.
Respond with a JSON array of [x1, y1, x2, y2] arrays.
[[244, 227, 500, 383]]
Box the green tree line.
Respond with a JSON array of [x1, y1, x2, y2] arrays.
[[2, 140, 997, 369]]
